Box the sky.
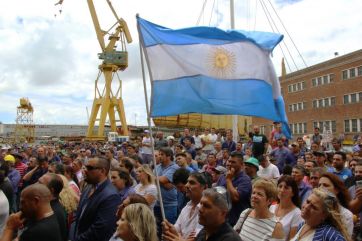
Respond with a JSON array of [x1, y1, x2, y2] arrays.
[[0, 0, 361, 126]]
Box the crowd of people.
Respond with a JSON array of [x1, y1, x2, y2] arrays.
[[0, 124, 362, 241]]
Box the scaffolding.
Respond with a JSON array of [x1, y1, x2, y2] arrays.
[[14, 98, 35, 143]]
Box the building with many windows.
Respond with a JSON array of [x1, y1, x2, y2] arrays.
[[252, 49, 362, 142]]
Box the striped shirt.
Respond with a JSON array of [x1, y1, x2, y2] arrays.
[[15, 162, 27, 188], [292, 223, 346, 241], [234, 208, 281, 241]]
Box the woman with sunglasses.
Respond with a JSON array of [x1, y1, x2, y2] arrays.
[[290, 188, 349, 241], [318, 172, 353, 238], [270, 175, 303, 240], [134, 164, 158, 209]]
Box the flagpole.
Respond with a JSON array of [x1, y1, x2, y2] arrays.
[[230, 0, 239, 142], [137, 14, 166, 221]]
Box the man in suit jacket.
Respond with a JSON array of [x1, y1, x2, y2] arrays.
[[74, 156, 121, 241]]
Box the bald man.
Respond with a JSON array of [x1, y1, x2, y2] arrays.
[[1, 183, 62, 241]]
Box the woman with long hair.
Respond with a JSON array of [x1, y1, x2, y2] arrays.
[[270, 175, 303, 240], [318, 172, 353, 238], [234, 179, 284, 240], [116, 203, 158, 241], [290, 188, 349, 241], [134, 164, 158, 209], [64, 165, 80, 197]]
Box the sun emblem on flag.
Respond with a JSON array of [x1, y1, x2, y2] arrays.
[[207, 47, 236, 78]]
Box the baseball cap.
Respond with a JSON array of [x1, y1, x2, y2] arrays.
[[213, 166, 227, 174], [245, 157, 259, 170], [4, 155, 15, 163]]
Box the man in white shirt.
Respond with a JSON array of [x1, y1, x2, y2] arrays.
[[257, 154, 280, 181], [162, 172, 207, 240]]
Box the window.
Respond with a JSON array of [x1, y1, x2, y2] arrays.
[[289, 105, 292, 112], [292, 84, 296, 92], [313, 100, 317, 108], [302, 81, 306, 89], [344, 95, 349, 104], [332, 121, 336, 133], [317, 77, 322, 85], [324, 98, 329, 107], [350, 68, 356, 78], [303, 123, 307, 134], [313, 122, 318, 128], [329, 74, 335, 82], [323, 75, 328, 84], [298, 103, 302, 110], [288, 85, 292, 93], [358, 66, 362, 76], [318, 99, 323, 108], [331, 97, 336, 106], [360, 92, 362, 102], [303, 102, 307, 109], [344, 120, 350, 132], [352, 119, 358, 132], [297, 82, 301, 91], [293, 104, 297, 111], [342, 70, 348, 80], [325, 121, 330, 131], [351, 93, 357, 103], [312, 78, 316, 86]]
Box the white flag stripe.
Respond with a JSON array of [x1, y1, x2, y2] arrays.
[[146, 41, 273, 85]]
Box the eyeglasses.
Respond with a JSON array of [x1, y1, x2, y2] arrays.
[[85, 165, 101, 171]]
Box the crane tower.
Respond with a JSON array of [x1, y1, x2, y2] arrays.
[[14, 98, 35, 143], [85, 0, 132, 141]]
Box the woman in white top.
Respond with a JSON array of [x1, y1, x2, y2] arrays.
[[270, 175, 303, 240], [134, 164, 158, 209], [234, 179, 284, 241], [318, 172, 354, 238]]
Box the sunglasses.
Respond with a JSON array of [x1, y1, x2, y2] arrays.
[[85, 165, 101, 171]]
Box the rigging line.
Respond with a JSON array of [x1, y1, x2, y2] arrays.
[[209, 0, 216, 26], [253, 0, 258, 31], [259, 0, 292, 72], [197, 0, 208, 25], [260, 0, 298, 71], [265, 0, 308, 68]]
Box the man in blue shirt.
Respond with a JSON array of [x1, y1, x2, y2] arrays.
[[328, 151, 352, 181], [154, 147, 180, 236], [216, 151, 251, 226], [270, 138, 295, 174]]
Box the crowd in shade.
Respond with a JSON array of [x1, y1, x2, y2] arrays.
[[0, 124, 362, 241]]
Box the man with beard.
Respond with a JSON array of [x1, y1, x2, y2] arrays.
[[349, 160, 362, 241], [327, 151, 352, 181], [74, 156, 121, 241], [0, 183, 62, 241], [251, 125, 268, 158]]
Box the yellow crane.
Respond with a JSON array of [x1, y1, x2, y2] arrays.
[[57, 0, 132, 141]]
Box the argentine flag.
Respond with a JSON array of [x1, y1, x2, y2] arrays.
[[137, 17, 291, 138]]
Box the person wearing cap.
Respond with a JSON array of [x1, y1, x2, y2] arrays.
[[211, 166, 227, 186], [166, 135, 176, 153], [216, 151, 252, 226], [291, 165, 312, 205], [244, 157, 260, 184], [195, 188, 242, 241], [3, 155, 21, 210], [257, 154, 280, 181]]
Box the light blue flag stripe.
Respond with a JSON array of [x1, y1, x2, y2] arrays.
[[138, 17, 283, 51]]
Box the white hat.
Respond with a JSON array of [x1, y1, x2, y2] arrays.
[[166, 136, 175, 141]]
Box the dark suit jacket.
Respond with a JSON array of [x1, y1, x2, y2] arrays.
[[74, 179, 121, 241]]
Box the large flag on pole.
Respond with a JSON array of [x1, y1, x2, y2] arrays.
[[137, 17, 291, 138]]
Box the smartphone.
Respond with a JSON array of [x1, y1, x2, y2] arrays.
[[356, 180, 362, 189]]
